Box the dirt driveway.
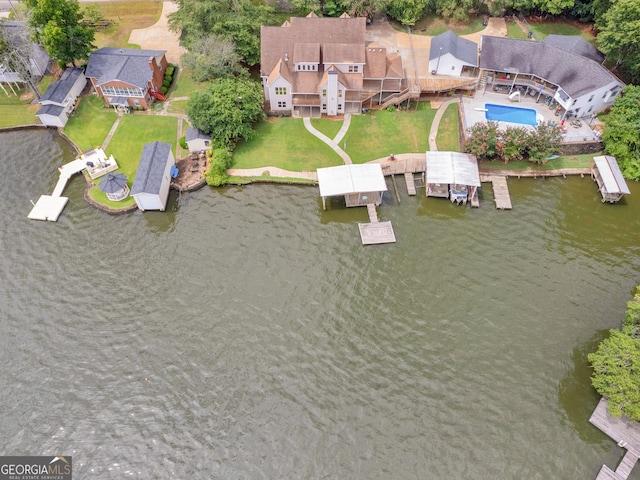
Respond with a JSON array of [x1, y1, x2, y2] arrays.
[[129, 1, 183, 65]]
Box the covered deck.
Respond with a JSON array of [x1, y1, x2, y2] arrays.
[[592, 155, 630, 203], [425, 151, 480, 205]]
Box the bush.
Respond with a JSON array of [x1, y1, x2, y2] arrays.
[[205, 148, 233, 186], [163, 79, 171, 88], [160, 86, 168, 95], [166, 65, 175, 76], [179, 136, 187, 149]]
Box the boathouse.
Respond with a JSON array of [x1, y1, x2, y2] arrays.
[[591, 155, 630, 203], [317, 164, 387, 210], [131, 142, 175, 212], [426, 152, 480, 205]]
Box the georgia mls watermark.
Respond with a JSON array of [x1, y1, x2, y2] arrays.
[[0, 456, 72, 480]]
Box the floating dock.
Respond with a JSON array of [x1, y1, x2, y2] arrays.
[[359, 203, 396, 245], [590, 398, 640, 480], [28, 159, 87, 221], [404, 172, 416, 195]]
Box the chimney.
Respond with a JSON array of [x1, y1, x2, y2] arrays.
[[148, 56, 155, 71]]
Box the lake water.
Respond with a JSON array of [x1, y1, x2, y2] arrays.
[[1, 128, 640, 479]]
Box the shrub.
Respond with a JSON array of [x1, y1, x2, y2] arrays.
[[179, 136, 187, 149], [386, 105, 396, 112], [163, 79, 171, 88], [166, 65, 175, 76], [205, 148, 233, 186], [160, 86, 168, 95]]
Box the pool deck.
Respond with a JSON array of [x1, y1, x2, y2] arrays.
[[460, 91, 601, 143]]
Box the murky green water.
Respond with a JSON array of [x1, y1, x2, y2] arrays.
[[1, 129, 640, 479]]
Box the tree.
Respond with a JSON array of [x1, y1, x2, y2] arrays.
[[205, 148, 233, 186], [597, 0, 640, 82], [24, 0, 94, 66], [169, 0, 273, 66], [602, 85, 640, 180], [525, 122, 563, 165], [181, 35, 244, 83], [464, 121, 499, 161], [589, 329, 640, 421], [186, 77, 264, 150], [383, 0, 431, 26], [0, 23, 42, 98], [497, 126, 528, 163]]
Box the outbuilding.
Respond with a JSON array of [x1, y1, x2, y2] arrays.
[[317, 164, 387, 210], [591, 155, 630, 203], [426, 151, 480, 205], [185, 127, 211, 153], [36, 67, 86, 127], [429, 30, 478, 77], [99, 173, 130, 202], [131, 142, 175, 211]]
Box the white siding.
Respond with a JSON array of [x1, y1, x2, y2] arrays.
[[570, 81, 622, 118], [37, 113, 65, 128], [429, 53, 466, 77], [268, 76, 292, 112], [187, 138, 210, 153]]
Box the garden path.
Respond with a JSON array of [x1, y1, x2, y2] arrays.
[[302, 116, 352, 164], [101, 114, 123, 150], [429, 98, 460, 151]]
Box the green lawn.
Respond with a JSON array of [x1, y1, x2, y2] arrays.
[[343, 105, 436, 164], [310, 118, 343, 140], [64, 95, 118, 151], [436, 103, 460, 151], [527, 21, 596, 43], [167, 100, 188, 115], [506, 21, 528, 39], [87, 1, 163, 49], [391, 14, 486, 36], [86, 115, 178, 207], [0, 76, 57, 127], [480, 153, 596, 171], [233, 118, 345, 171], [170, 68, 208, 98]]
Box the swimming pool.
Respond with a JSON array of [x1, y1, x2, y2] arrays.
[[485, 103, 538, 126]]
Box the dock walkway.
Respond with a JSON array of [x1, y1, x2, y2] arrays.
[[590, 398, 640, 480], [404, 172, 416, 195], [28, 159, 88, 221], [480, 174, 512, 210]]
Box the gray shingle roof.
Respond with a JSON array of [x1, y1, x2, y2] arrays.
[[131, 142, 172, 196], [85, 48, 165, 89], [99, 173, 129, 194], [39, 67, 84, 105], [36, 104, 64, 117], [543, 35, 605, 63], [0, 21, 50, 77], [430, 30, 478, 66], [186, 127, 211, 142], [480, 36, 622, 98]]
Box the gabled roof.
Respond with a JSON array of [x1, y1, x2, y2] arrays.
[[594, 155, 630, 195], [426, 152, 480, 187], [544, 35, 605, 64], [323, 43, 366, 65], [0, 21, 50, 77], [260, 16, 366, 76], [364, 46, 387, 78], [36, 104, 64, 117], [131, 142, 172, 196], [39, 67, 84, 105], [317, 164, 388, 197], [430, 30, 478, 66], [186, 127, 211, 142], [85, 48, 165, 89], [293, 43, 320, 63], [480, 36, 622, 98]]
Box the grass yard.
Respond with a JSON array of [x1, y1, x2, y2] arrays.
[[310, 118, 344, 140], [0, 76, 58, 127], [167, 100, 188, 115], [480, 153, 596, 171], [436, 103, 460, 151], [506, 21, 528, 39], [391, 14, 486, 36], [233, 118, 345, 171], [343, 105, 436, 164], [64, 95, 118, 151], [526, 20, 596, 43], [86, 115, 178, 208], [86, 1, 163, 49], [170, 69, 208, 98]]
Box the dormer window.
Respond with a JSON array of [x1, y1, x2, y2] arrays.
[[348, 65, 359, 73]]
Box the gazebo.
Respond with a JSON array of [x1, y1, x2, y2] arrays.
[[426, 151, 480, 205], [317, 164, 388, 210], [99, 173, 130, 201]]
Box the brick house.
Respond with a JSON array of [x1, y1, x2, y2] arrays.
[[85, 48, 167, 110]]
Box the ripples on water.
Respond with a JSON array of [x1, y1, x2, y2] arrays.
[[1, 130, 640, 479]]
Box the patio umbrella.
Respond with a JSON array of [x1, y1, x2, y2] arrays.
[[99, 173, 128, 194]]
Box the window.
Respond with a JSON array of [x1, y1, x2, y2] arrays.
[[133, 99, 140, 106], [451, 66, 455, 70], [277, 101, 287, 108], [588, 106, 593, 113], [275, 87, 287, 95], [338, 104, 343, 110], [322, 89, 326, 97], [348, 65, 358, 73], [588, 94, 594, 102], [101, 86, 145, 98], [338, 90, 342, 98], [322, 104, 326, 109]]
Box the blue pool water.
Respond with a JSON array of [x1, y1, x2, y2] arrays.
[[485, 103, 538, 126]]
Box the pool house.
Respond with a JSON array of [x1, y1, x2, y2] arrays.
[[478, 36, 624, 121], [591, 155, 630, 203], [426, 152, 480, 205]]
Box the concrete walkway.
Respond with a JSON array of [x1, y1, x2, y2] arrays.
[[101, 114, 123, 150], [429, 98, 460, 151], [302, 116, 352, 164]]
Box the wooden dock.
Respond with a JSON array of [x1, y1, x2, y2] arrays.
[[480, 174, 512, 210], [590, 398, 640, 480], [359, 203, 396, 245], [404, 172, 416, 195]]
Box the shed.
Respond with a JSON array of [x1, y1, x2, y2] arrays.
[[429, 30, 478, 77], [36, 67, 86, 127], [426, 152, 480, 205], [185, 127, 212, 153], [131, 142, 175, 211], [99, 173, 130, 202], [317, 164, 387, 209], [591, 155, 630, 203]]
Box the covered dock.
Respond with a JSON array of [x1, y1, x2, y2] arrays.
[[425, 151, 481, 205], [592, 156, 630, 203], [317, 164, 388, 209]]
